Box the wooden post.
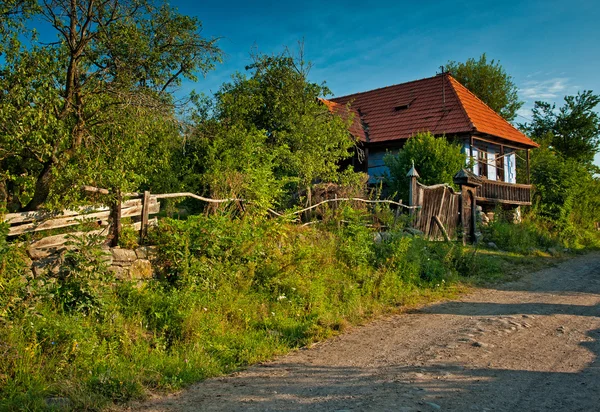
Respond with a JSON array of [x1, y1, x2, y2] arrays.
[[305, 186, 312, 222], [406, 161, 420, 214], [526, 149, 530, 184], [140, 190, 151, 244], [499, 145, 505, 182], [110, 189, 122, 247], [454, 169, 482, 245], [469, 136, 474, 171]]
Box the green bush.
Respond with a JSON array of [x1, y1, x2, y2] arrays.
[[384, 132, 466, 200]]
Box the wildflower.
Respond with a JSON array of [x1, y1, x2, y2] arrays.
[[277, 294, 286, 301]]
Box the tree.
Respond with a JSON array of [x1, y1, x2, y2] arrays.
[[522, 91, 600, 165], [384, 132, 466, 201], [446, 54, 523, 121], [0, 0, 222, 210], [185, 48, 360, 209]]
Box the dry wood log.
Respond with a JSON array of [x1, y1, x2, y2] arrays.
[[432, 215, 451, 242]]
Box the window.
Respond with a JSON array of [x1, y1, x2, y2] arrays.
[[477, 150, 488, 178]]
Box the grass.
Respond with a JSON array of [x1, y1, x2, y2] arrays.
[[0, 208, 597, 411]]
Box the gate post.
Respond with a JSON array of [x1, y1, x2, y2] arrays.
[[407, 161, 420, 214], [454, 169, 482, 245]]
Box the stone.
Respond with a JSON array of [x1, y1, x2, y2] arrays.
[[426, 402, 442, 410], [129, 259, 153, 280], [135, 246, 148, 259], [27, 246, 53, 260], [109, 266, 129, 280], [472, 341, 489, 348], [32, 254, 63, 276], [111, 247, 137, 266], [487, 242, 498, 249], [145, 246, 159, 258]]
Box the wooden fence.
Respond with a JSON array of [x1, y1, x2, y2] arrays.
[[3, 186, 418, 254], [5, 194, 160, 252], [412, 182, 461, 241]]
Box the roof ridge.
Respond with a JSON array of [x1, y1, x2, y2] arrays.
[[448, 76, 521, 134], [331, 74, 443, 101], [445, 74, 476, 131]]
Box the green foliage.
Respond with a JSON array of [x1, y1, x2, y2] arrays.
[[0, 212, 32, 319], [446, 53, 523, 121], [522, 90, 600, 165], [118, 224, 140, 250], [1, 211, 506, 409], [384, 132, 466, 200], [51, 234, 113, 317], [0, 0, 222, 211], [181, 48, 359, 210]]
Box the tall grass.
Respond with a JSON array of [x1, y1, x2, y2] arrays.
[[0, 207, 583, 410]]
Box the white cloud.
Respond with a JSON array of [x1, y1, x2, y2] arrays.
[[520, 77, 570, 99]]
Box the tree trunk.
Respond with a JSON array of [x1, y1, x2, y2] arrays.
[[23, 159, 54, 211]]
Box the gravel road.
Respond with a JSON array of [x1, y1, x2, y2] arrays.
[[134, 252, 600, 412]]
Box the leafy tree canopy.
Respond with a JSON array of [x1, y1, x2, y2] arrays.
[[446, 53, 523, 122], [384, 132, 466, 201], [0, 0, 222, 211], [521, 90, 600, 165], [184, 48, 360, 209]]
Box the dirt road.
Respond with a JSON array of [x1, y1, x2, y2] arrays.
[[136, 252, 600, 411]]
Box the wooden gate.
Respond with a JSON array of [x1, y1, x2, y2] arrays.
[[412, 182, 461, 241]]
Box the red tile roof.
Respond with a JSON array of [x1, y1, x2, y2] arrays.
[[319, 98, 366, 141], [330, 74, 538, 148]]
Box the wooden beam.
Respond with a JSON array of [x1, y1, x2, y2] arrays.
[[469, 135, 474, 167], [526, 149, 531, 185], [139, 190, 151, 243], [7, 201, 159, 236], [432, 215, 450, 242], [499, 145, 505, 182]]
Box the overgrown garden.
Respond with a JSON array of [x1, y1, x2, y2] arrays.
[[1, 2, 600, 410]]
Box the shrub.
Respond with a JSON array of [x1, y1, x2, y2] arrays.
[[384, 132, 466, 200]]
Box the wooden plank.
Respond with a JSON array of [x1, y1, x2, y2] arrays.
[[8, 200, 158, 236], [5, 199, 142, 225], [27, 226, 111, 250]]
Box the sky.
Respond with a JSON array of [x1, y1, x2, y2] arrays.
[[29, 0, 600, 166], [172, 0, 600, 166]]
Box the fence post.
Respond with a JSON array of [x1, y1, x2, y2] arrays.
[[407, 161, 420, 214], [110, 189, 122, 247], [140, 190, 151, 244], [453, 169, 482, 245]]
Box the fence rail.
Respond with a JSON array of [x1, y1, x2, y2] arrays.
[[477, 180, 532, 205]]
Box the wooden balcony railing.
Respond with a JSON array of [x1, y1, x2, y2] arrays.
[[476, 180, 532, 205]]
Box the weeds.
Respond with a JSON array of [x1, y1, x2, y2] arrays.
[[0, 206, 590, 410]]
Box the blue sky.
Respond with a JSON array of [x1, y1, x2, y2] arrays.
[[172, 0, 600, 166], [30, 0, 600, 165]]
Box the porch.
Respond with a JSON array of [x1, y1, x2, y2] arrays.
[[476, 179, 532, 206]]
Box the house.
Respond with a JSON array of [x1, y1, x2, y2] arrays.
[[325, 72, 539, 207]]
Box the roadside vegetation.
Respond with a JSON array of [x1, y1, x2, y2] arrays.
[[3, 206, 597, 410], [1, 2, 600, 410]]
